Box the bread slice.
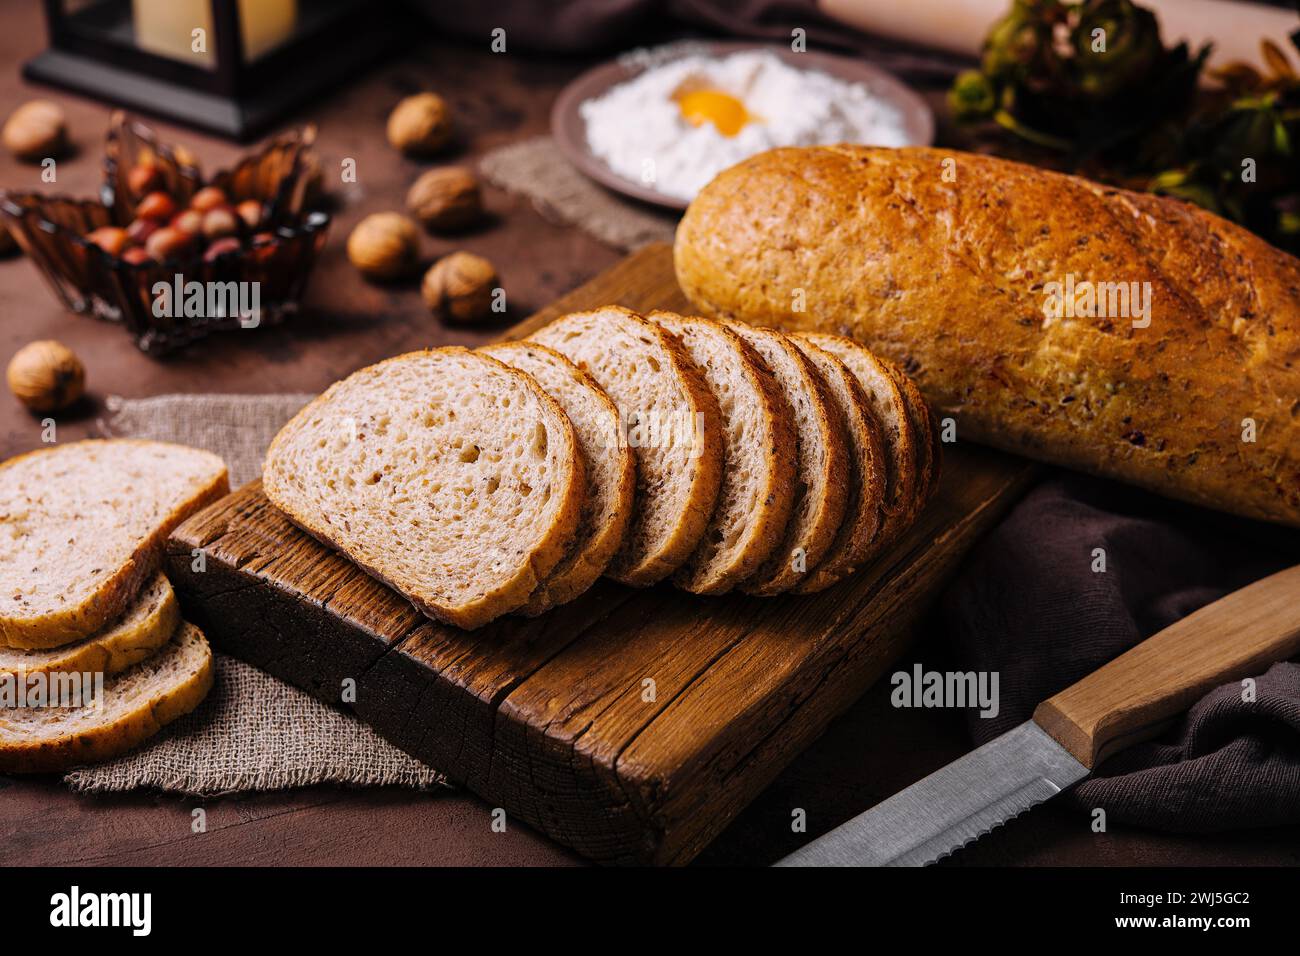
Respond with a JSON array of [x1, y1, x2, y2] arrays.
[[480, 341, 635, 613], [0, 621, 214, 773], [0, 440, 229, 650], [263, 348, 586, 630], [529, 307, 724, 586], [799, 333, 920, 537], [724, 322, 850, 596], [0, 572, 178, 679], [881, 355, 942, 511], [788, 337, 888, 594], [645, 311, 797, 594]]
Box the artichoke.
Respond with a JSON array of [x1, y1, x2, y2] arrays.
[[1072, 0, 1163, 99], [948, 70, 997, 121]]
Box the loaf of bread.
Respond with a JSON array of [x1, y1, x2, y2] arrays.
[[676, 145, 1300, 528]]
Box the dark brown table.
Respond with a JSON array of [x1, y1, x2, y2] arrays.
[[2, 2, 1296, 866]]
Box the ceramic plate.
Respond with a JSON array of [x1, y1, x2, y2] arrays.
[[551, 41, 936, 211]]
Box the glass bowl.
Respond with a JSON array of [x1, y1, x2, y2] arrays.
[[0, 113, 331, 355]]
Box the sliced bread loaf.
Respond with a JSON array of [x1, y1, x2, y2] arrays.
[[799, 333, 920, 537], [480, 341, 635, 614], [647, 311, 797, 594], [788, 337, 888, 594], [263, 348, 586, 630], [529, 307, 724, 586], [881, 355, 941, 511], [0, 620, 213, 773], [0, 572, 179, 678], [0, 440, 229, 650], [724, 322, 850, 596]]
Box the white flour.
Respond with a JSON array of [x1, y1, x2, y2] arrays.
[[580, 49, 912, 202]]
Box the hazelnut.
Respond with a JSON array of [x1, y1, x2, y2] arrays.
[[85, 226, 131, 257], [406, 167, 482, 232], [126, 218, 159, 246], [421, 251, 497, 323], [190, 186, 228, 213], [170, 209, 204, 235], [136, 191, 177, 221], [2, 100, 67, 162], [121, 247, 153, 266], [347, 212, 420, 280], [127, 162, 164, 197], [202, 207, 240, 240], [6, 340, 85, 413], [145, 226, 196, 261], [236, 199, 263, 230], [387, 93, 453, 156]]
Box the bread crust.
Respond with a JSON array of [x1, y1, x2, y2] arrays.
[[726, 322, 850, 596], [648, 312, 798, 594], [803, 333, 921, 540], [530, 307, 724, 586], [882, 354, 942, 511], [480, 341, 635, 614], [264, 348, 585, 630], [676, 145, 1300, 528], [0, 621, 214, 774], [0, 572, 180, 678], [787, 338, 887, 594], [0, 440, 229, 650]]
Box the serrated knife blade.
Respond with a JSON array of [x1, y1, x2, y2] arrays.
[[775, 721, 1087, 867], [775, 563, 1300, 868]]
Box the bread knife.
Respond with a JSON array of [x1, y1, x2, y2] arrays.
[[776, 562, 1300, 866]]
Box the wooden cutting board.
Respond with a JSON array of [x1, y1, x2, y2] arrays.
[[165, 242, 1038, 865]]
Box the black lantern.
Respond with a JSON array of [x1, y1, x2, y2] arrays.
[[25, 0, 395, 141]]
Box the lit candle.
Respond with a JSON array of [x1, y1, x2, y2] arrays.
[[133, 0, 297, 67]]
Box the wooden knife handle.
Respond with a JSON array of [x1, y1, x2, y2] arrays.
[[1033, 563, 1300, 769]]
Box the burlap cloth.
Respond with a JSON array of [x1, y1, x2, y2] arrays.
[[63, 394, 447, 796], [480, 136, 678, 252]]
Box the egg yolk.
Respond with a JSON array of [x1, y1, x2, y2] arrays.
[[677, 90, 753, 137]]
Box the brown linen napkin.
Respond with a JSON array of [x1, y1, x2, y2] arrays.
[[64, 393, 447, 796], [942, 472, 1300, 832], [479, 136, 679, 253]]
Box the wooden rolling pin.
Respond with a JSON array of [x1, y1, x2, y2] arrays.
[[820, 0, 1299, 73]]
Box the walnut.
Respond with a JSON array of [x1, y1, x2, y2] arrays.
[[2, 100, 67, 162], [6, 340, 85, 413], [387, 93, 454, 156], [346, 212, 420, 280], [406, 167, 482, 232], [421, 252, 498, 323]]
